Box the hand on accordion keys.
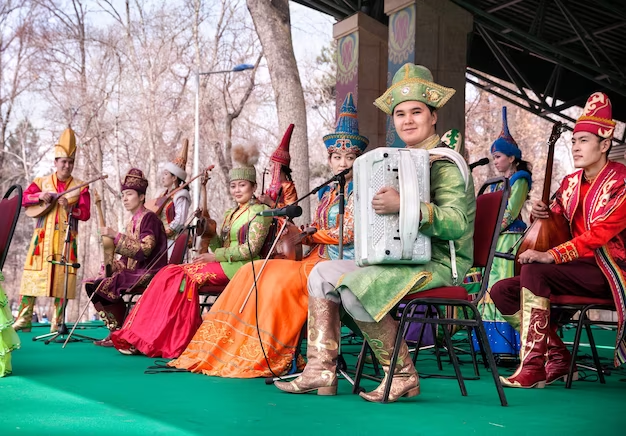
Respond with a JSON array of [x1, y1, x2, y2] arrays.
[[371, 186, 401, 215]]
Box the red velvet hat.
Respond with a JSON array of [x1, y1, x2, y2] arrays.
[[121, 168, 149, 195], [573, 92, 616, 139], [270, 124, 294, 166]]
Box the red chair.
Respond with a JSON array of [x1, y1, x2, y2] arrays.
[[352, 177, 510, 406], [550, 295, 616, 388], [0, 185, 23, 269]]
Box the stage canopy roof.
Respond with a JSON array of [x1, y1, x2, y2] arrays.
[[294, 0, 626, 158]]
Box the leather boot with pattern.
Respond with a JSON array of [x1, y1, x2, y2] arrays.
[[274, 297, 340, 396], [500, 288, 549, 389], [93, 301, 126, 347], [12, 296, 35, 333], [355, 315, 420, 403], [545, 327, 577, 385], [502, 311, 521, 332]]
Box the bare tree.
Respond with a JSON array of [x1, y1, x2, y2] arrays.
[[246, 0, 310, 220]]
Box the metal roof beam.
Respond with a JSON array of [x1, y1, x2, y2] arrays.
[[487, 0, 524, 13], [556, 21, 626, 46], [453, 0, 626, 93]]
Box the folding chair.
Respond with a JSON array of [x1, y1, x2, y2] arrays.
[[0, 185, 23, 270], [550, 295, 617, 388], [352, 177, 510, 406]]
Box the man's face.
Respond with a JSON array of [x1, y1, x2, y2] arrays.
[[393, 101, 437, 147], [55, 158, 74, 180], [570, 132, 610, 169]]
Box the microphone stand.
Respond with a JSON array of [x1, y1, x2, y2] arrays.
[[266, 169, 356, 385], [33, 210, 99, 344], [333, 172, 356, 386]]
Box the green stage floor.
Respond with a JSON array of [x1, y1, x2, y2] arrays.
[[1, 325, 624, 435]]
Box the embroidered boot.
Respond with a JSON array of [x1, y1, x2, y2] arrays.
[[500, 288, 549, 389], [355, 315, 420, 403], [50, 298, 65, 333], [13, 296, 35, 333], [545, 327, 577, 384], [502, 310, 521, 332], [93, 301, 126, 347], [274, 297, 340, 395]]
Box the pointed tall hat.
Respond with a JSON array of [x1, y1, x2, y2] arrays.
[[573, 92, 616, 139], [54, 128, 77, 159], [490, 106, 521, 160], [164, 139, 189, 181], [270, 124, 294, 166], [323, 93, 369, 154]]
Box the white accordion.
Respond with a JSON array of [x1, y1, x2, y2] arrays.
[[354, 147, 469, 267]]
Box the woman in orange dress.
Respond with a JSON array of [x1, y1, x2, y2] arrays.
[[168, 93, 368, 378]]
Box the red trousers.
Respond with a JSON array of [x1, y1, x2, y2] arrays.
[[490, 258, 614, 317]]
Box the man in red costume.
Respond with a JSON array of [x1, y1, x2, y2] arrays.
[[491, 92, 626, 388]]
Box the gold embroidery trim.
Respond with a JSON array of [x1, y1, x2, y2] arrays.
[[549, 241, 578, 264]]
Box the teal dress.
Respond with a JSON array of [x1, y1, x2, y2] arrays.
[[474, 171, 531, 354]]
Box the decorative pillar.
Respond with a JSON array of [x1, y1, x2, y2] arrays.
[[385, 0, 473, 147], [334, 12, 388, 149]]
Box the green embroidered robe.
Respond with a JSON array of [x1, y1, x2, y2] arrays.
[[209, 199, 271, 279], [338, 135, 476, 322]]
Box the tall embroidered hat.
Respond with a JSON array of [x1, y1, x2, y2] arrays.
[[229, 143, 259, 184], [490, 107, 522, 160], [121, 168, 149, 195], [270, 124, 294, 166], [573, 92, 616, 139], [54, 128, 77, 159], [164, 139, 189, 181], [374, 64, 456, 115], [323, 93, 369, 154]]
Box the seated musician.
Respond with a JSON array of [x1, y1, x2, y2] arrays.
[[157, 141, 192, 257], [258, 124, 298, 208], [111, 145, 272, 357], [85, 168, 168, 347], [477, 107, 533, 353], [164, 94, 367, 375], [490, 92, 626, 389], [275, 64, 476, 402]]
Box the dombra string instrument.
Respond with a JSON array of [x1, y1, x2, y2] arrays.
[[513, 121, 571, 275], [195, 168, 217, 254], [270, 222, 316, 261], [25, 174, 108, 218], [93, 191, 115, 277], [145, 164, 215, 216]]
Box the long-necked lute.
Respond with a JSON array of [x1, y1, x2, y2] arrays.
[[514, 122, 571, 275], [94, 191, 115, 277], [25, 174, 108, 218], [145, 165, 215, 215]]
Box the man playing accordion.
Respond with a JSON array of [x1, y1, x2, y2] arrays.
[[275, 63, 476, 402]]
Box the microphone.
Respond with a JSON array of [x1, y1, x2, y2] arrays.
[[48, 260, 81, 268], [469, 157, 490, 170], [333, 168, 352, 180], [257, 204, 303, 218]]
